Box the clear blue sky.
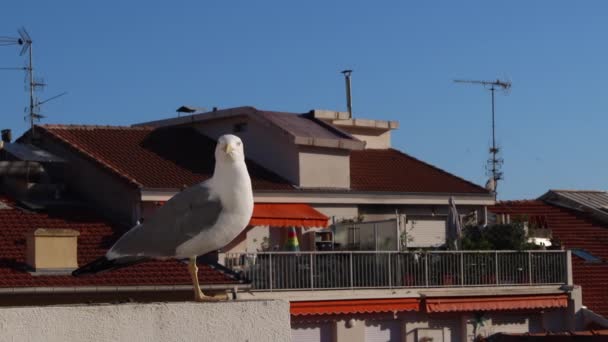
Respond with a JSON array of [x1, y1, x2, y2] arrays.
[[1, 1, 606, 200]]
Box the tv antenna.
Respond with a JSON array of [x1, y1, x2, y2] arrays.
[[453, 78, 511, 194], [0, 27, 67, 137]]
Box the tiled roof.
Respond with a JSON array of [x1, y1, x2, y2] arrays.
[[540, 189, 608, 224], [0, 197, 236, 288], [489, 200, 608, 317], [34, 125, 488, 195], [37, 125, 292, 190], [350, 148, 489, 194]]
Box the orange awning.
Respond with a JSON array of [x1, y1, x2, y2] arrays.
[[291, 298, 420, 316], [249, 203, 329, 227], [425, 294, 568, 313]]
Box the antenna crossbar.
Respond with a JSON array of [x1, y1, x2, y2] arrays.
[[1, 27, 66, 138], [454, 77, 512, 195]]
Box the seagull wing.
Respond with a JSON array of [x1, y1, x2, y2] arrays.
[[108, 182, 223, 258]]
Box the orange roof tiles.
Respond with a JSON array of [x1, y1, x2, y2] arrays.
[[37, 125, 292, 190], [350, 149, 489, 194], [490, 200, 608, 317], [0, 197, 237, 288], [36, 125, 489, 195]]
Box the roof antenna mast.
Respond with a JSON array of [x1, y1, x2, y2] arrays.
[[341, 69, 353, 119], [0, 27, 67, 138], [453, 78, 512, 195]]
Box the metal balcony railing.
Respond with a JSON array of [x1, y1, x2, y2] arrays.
[[222, 250, 570, 291]]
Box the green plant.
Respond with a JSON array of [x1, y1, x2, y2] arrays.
[[461, 223, 539, 250]]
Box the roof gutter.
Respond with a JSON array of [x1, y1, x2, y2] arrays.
[[0, 283, 250, 295], [141, 188, 495, 206]]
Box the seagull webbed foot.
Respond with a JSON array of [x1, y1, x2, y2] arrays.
[[194, 291, 229, 302]]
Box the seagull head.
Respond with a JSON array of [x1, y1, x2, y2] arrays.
[[215, 134, 245, 163]]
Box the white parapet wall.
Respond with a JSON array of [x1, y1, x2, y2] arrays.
[[0, 300, 291, 342]]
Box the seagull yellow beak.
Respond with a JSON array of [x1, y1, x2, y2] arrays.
[[225, 143, 234, 154]]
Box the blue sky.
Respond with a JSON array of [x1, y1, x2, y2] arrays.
[[1, 1, 606, 200]]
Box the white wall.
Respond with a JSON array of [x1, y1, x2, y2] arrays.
[[0, 300, 291, 342], [333, 125, 393, 149], [298, 146, 350, 189], [323, 310, 559, 342], [312, 204, 359, 222]]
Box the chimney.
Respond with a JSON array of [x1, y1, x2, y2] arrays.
[[26, 228, 80, 274], [341, 70, 353, 119], [1, 129, 11, 143]]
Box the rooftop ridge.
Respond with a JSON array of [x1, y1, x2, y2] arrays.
[[549, 189, 608, 194], [495, 200, 545, 205], [41, 124, 154, 131]]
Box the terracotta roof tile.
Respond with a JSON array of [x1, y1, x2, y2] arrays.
[[350, 149, 489, 194], [36, 125, 488, 195], [37, 125, 292, 190], [489, 200, 608, 317], [0, 197, 237, 288]]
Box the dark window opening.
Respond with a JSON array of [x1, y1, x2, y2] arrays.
[[233, 122, 247, 133]]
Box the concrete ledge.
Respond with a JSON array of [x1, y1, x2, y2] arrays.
[[237, 285, 568, 302], [0, 300, 290, 342]]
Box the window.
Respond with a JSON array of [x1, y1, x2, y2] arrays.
[[233, 122, 247, 133]]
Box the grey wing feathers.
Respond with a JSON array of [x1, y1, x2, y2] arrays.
[[109, 183, 223, 258]]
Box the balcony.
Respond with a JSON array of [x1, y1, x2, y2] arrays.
[[223, 250, 570, 291]]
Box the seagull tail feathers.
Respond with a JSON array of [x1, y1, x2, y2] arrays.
[[72, 256, 147, 277]]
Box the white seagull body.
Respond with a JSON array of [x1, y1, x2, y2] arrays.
[[73, 134, 254, 301]]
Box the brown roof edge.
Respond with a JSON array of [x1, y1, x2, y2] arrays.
[[32, 125, 144, 188], [135, 106, 365, 150], [132, 106, 258, 128], [301, 112, 366, 150]]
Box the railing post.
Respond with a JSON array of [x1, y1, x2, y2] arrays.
[[495, 251, 499, 285], [528, 251, 533, 285], [269, 253, 273, 292], [349, 252, 354, 289], [388, 253, 392, 288], [566, 250, 573, 286], [424, 252, 429, 287], [460, 252, 464, 286], [310, 253, 314, 290]]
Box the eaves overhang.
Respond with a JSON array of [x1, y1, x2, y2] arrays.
[[141, 188, 495, 206]]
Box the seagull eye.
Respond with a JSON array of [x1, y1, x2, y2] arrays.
[[237, 142, 242, 146]]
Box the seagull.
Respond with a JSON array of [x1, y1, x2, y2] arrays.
[[72, 134, 254, 301]]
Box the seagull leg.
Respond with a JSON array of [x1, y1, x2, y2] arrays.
[[188, 257, 227, 302]]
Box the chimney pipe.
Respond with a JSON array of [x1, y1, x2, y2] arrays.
[[1, 129, 12, 143], [341, 70, 353, 119]]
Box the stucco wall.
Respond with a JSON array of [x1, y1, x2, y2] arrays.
[[0, 300, 290, 342], [343, 126, 392, 149], [312, 204, 359, 222], [359, 204, 484, 223], [298, 146, 350, 189]]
